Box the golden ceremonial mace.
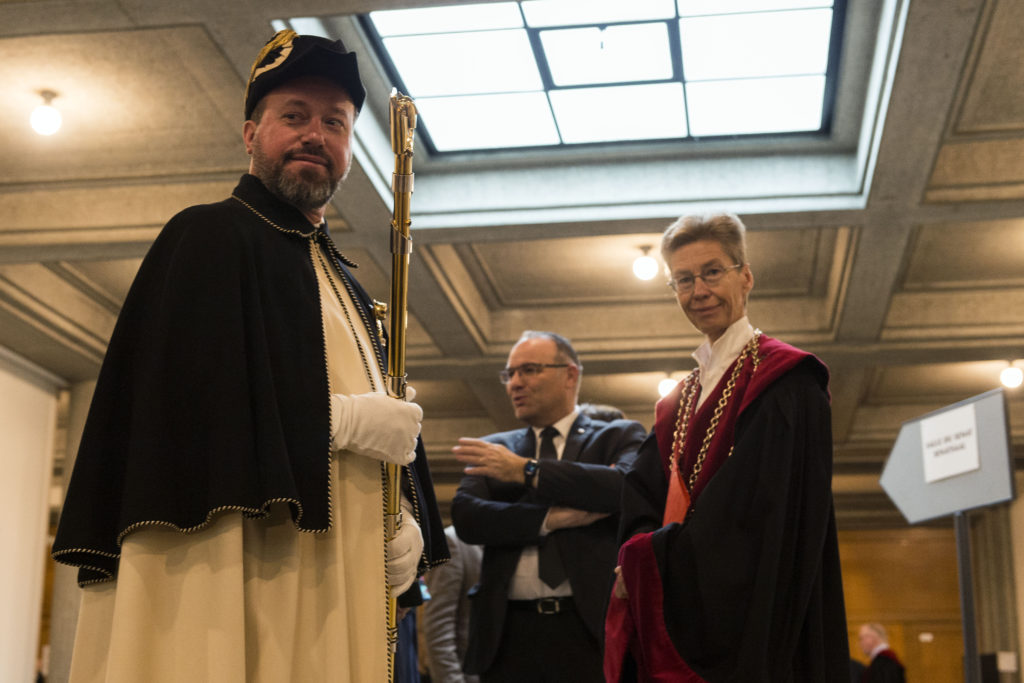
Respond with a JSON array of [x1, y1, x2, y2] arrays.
[[384, 87, 417, 681]]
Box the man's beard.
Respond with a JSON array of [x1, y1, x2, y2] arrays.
[[250, 140, 348, 215]]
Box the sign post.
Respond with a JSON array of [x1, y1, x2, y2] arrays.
[[880, 389, 1015, 683], [953, 511, 981, 683]]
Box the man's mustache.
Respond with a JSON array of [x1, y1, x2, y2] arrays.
[[285, 148, 333, 172]]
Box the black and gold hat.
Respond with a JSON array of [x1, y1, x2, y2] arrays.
[[244, 29, 367, 120]]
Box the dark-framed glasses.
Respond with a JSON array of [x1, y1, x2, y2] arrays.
[[667, 264, 743, 293], [499, 363, 570, 384]]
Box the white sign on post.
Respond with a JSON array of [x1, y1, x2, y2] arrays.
[[920, 403, 980, 483], [882, 388, 1013, 525]]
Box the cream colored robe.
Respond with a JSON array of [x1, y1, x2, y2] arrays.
[[69, 244, 390, 682]]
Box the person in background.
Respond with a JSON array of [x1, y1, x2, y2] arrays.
[[421, 526, 484, 683], [858, 623, 906, 683], [396, 605, 423, 683], [579, 402, 626, 422]]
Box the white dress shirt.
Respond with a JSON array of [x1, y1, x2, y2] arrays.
[[691, 316, 755, 411], [507, 408, 578, 599]]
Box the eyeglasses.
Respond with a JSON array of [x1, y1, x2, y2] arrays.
[[667, 264, 743, 293], [499, 363, 570, 384]]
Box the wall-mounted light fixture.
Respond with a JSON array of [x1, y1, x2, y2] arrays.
[[632, 246, 658, 281], [1000, 362, 1022, 389], [31, 90, 62, 136]]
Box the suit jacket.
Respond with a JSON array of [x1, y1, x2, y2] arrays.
[[451, 413, 646, 675], [422, 526, 483, 683]]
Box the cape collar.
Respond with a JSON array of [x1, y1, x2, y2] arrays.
[[231, 174, 358, 268]]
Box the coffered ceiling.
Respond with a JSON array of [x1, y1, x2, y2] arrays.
[[4, 0, 1024, 529]]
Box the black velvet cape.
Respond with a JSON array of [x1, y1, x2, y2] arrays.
[[616, 357, 850, 682], [52, 174, 447, 588]]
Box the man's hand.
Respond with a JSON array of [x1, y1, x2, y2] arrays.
[[544, 506, 610, 530], [612, 565, 628, 599], [387, 511, 423, 595], [331, 392, 422, 465], [453, 437, 530, 483]]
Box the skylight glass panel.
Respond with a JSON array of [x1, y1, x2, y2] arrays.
[[677, 0, 832, 16], [415, 93, 560, 151], [370, 3, 522, 36], [522, 0, 676, 27], [357, 0, 842, 152], [541, 24, 672, 86], [680, 9, 833, 80], [383, 30, 541, 96], [687, 75, 825, 136], [550, 83, 687, 143], [285, 17, 331, 38]]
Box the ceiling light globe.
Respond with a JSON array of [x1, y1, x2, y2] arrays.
[[633, 254, 658, 281], [1000, 366, 1023, 389], [658, 377, 677, 397], [31, 104, 62, 136]]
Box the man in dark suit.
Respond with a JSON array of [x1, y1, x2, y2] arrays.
[[451, 330, 646, 682]]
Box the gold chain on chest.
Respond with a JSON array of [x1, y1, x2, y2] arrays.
[[232, 194, 317, 238], [670, 331, 762, 493]]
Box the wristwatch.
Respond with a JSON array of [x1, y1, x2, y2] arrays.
[[523, 458, 540, 486]]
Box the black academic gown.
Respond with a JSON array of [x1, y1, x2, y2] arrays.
[[615, 356, 849, 682], [863, 650, 906, 683], [53, 174, 447, 588]]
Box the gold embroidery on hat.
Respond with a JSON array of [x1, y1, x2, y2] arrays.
[[244, 29, 297, 110]]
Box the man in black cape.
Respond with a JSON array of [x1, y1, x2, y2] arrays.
[[52, 30, 446, 683]]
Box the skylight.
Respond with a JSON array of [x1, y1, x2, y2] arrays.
[[362, 0, 843, 154]]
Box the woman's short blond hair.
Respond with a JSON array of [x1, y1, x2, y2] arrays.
[[660, 213, 747, 267]]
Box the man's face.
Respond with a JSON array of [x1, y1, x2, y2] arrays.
[[857, 625, 881, 657], [668, 239, 753, 344], [243, 75, 356, 215], [504, 337, 578, 428]]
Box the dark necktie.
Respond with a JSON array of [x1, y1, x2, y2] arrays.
[[537, 426, 567, 588]]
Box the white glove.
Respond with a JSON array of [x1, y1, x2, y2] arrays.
[[387, 497, 423, 595], [330, 392, 422, 465]]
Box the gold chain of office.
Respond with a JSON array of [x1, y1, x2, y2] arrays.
[[670, 331, 763, 494]]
